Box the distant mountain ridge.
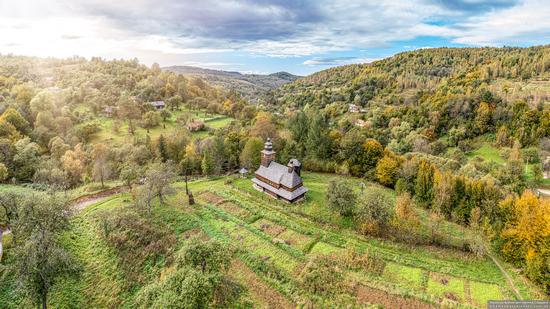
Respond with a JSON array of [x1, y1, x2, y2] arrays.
[[163, 65, 300, 103]]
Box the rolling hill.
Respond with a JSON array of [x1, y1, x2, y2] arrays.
[[163, 65, 300, 103]]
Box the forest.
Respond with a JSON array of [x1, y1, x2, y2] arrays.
[[0, 46, 549, 308]]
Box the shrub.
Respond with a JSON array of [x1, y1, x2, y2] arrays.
[[96, 208, 177, 285], [340, 245, 386, 276], [136, 237, 243, 308]]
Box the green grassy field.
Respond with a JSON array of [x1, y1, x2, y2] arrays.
[[467, 142, 550, 186], [0, 172, 544, 308], [89, 108, 234, 145]]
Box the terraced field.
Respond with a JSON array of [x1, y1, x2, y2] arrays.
[[5, 173, 538, 308], [171, 173, 540, 307]]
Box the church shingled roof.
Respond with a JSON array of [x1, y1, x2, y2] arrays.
[[255, 161, 302, 188]]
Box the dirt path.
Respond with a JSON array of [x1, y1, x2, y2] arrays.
[[72, 186, 126, 212], [1, 187, 125, 262], [488, 253, 522, 300]]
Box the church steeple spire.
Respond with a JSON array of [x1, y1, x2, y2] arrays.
[[261, 138, 276, 167]]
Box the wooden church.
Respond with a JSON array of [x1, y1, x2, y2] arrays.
[[252, 138, 308, 203]]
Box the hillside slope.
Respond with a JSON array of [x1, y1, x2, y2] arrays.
[[164, 65, 300, 103], [275, 46, 550, 108]]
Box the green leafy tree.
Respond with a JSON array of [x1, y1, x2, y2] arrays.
[[201, 149, 215, 176], [119, 162, 141, 189], [288, 111, 309, 158], [138, 162, 176, 215], [11, 192, 78, 309], [306, 114, 332, 160], [13, 137, 40, 181], [157, 134, 168, 162], [361, 139, 384, 170], [92, 143, 110, 188], [167, 95, 183, 110], [239, 137, 263, 170], [326, 180, 357, 217], [160, 109, 172, 123], [0, 108, 30, 135], [142, 111, 161, 130], [355, 190, 394, 236]]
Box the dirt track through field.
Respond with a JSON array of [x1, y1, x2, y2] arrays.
[[72, 186, 126, 212], [488, 253, 522, 300]]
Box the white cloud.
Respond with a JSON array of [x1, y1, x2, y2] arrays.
[[0, 0, 547, 64], [303, 57, 379, 66], [451, 0, 550, 46]]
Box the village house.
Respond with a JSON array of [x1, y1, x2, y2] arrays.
[[355, 119, 367, 127], [149, 100, 165, 110], [252, 138, 308, 203]]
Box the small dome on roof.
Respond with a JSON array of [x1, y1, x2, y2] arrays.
[[288, 159, 301, 167], [264, 138, 273, 151]]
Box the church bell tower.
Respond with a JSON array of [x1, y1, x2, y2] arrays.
[[261, 138, 276, 167]]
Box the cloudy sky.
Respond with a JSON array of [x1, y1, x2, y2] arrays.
[[1, 0, 549, 75]]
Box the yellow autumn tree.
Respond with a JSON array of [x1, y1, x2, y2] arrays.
[[375, 154, 400, 187], [501, 190, 550, 287]]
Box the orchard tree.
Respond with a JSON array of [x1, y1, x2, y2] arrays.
[[92, 143, 110, 188], [61, 144, 86, 187], [11, 192, 78, 309], [160, 109, 172, 124], [138, 162, 176, 215], [118, 95, 141, 134], [167, 95, 183, 111], [142, 111, 161, 131], [119, 162, 141, 190]]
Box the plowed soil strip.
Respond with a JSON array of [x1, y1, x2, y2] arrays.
[[356, 284, 436, 309], [229, 260, 294, 309]]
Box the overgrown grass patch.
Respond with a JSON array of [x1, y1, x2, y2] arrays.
[[217, 201, 254, 221], [252, 218, 287, 237], [277, 229, 312, 252], [309, 242, 343, 255], [426, 272, 465, 303], [382, 262, 424, 290], [470, 281, 502, 307]]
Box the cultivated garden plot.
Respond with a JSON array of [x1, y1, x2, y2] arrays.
[[228, 260, 295, 309], [182, 175, 527, 307]]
